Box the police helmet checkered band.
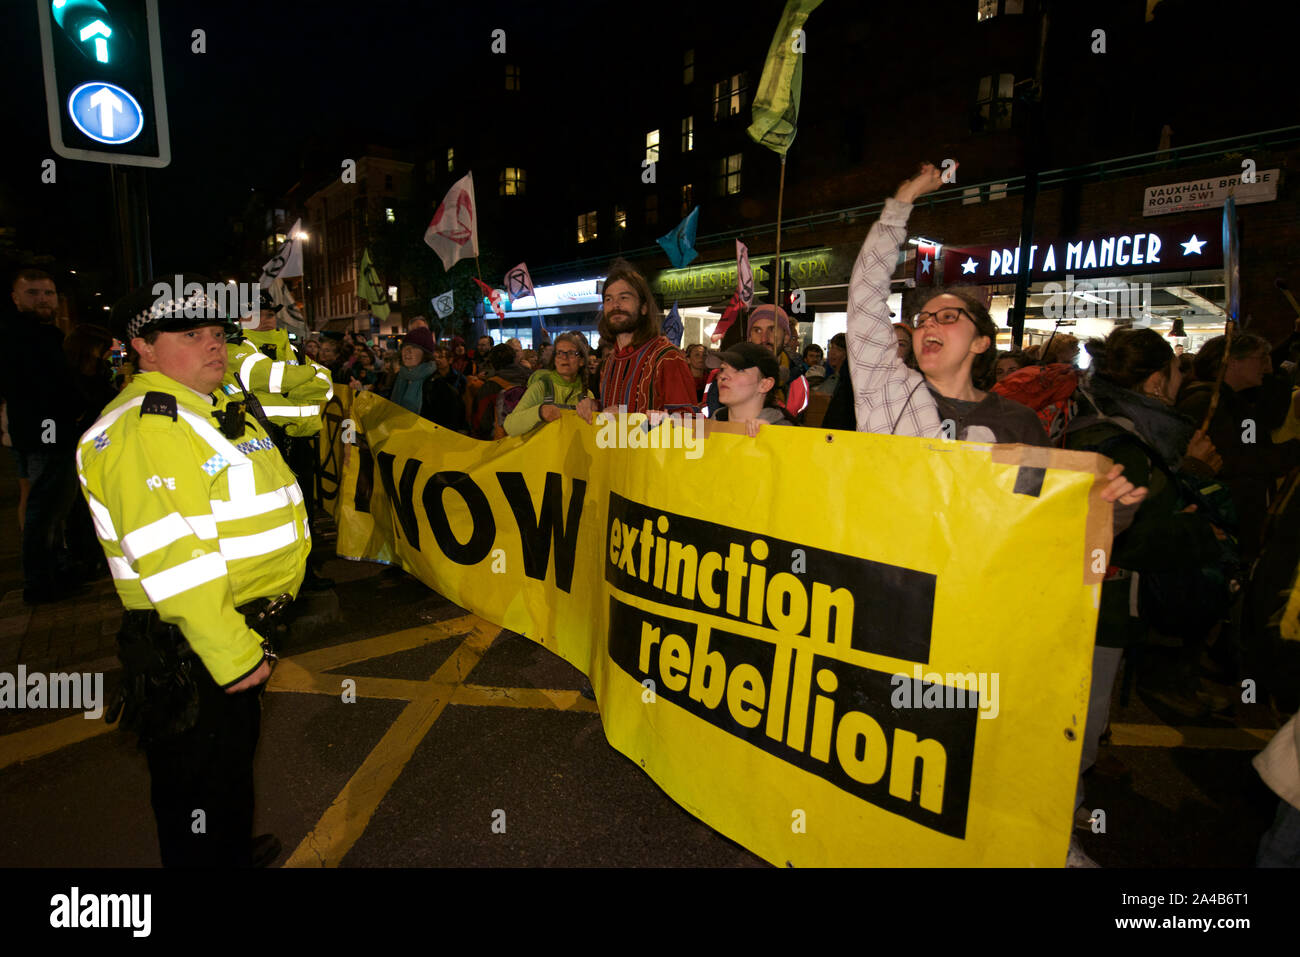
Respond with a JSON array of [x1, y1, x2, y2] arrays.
[[126, 291, 221, 339], [111, 273, 236, 343]]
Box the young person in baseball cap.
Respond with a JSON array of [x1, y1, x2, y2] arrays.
[[711, 342, 794, 435]]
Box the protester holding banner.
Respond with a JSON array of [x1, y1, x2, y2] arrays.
[[711, 342, 793, 434], [576, 260, 695, 421], [504, 333, 594, 437]]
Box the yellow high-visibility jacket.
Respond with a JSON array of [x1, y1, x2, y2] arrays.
[[225, 329, 333, 437], [76, 371, 310, 687]]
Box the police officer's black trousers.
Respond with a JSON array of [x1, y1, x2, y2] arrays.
[[144, 664, 261, 867]]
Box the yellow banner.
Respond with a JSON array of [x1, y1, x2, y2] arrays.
[[319, 388, 1114, 866]]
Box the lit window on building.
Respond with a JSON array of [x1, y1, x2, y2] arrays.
[[681, 116, 694, 152], [978, 0, 1024, 18], [683, 49, 695, 85], [681, 184, 693, 216], [615, 206, 627, 230], [645, 194, 659, 225], [447, 148, 454, 172], [645, 129, 660, 164], [500, 167, 526, 196], [385, 207, 396, 223], [962, 186, 982, 205], [577, 211, 598, 244], [975, 74, 1015, 131], [712, 73, 747, 121], [989, 182, 1008, 200], [716, 154, 742, 196], [506, 64, 520, 91]]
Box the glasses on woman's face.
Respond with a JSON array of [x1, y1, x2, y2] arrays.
[[911, 307, 972, 329], [554, 348, 581, 360]]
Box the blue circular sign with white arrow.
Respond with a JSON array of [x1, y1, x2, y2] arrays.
[[67, 81, 144, 145]]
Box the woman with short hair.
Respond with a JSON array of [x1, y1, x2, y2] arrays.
[[503, 332, 594, 437]]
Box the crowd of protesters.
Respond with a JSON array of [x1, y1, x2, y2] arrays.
[[6, 157, 1300, 870]]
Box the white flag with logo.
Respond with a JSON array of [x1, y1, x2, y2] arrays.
[[424, 173, 479, 272], [736, 239, 754, 306], [261, 219, 304, 283], [433, 290, 455, 319]]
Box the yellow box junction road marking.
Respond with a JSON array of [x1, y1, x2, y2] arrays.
[[271, 613, 597, 868], [0, 610, 1277, 865]]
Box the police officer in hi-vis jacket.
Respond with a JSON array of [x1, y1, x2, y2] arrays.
[[77, 276, 310, 867]]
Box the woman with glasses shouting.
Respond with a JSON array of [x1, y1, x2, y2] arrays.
[[503, 332, 596, 437], [847, 163, 1146, 502], [847, 163, 1045, 446]]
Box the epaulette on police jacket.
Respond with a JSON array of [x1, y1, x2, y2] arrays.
[[140, 391, 178, 421]]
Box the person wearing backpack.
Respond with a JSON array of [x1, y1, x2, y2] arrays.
[[1065, 329, 1230, 736], [470, 343, 531, 439], [503, 332, 594, 437]]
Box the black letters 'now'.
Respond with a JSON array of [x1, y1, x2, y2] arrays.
[[376, 451, 422, 547], [496, 472, 586, 593]]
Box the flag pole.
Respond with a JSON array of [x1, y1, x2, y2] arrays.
[[773, 156, 786, 307]]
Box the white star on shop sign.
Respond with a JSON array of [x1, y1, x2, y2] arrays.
[[920, 256, 932, 274], [961, 257, 978, 274], [1181, 235, 1207, 256]]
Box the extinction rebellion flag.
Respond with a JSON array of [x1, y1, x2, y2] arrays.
[[504, 262, 536, 303], [357, 248, 390, 321], [747, 0, 824, 157], [260, 219, 304, 284], [424, 173, 479, 272]]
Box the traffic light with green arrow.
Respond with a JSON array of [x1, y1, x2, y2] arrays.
[[37, 0, 171, 167]]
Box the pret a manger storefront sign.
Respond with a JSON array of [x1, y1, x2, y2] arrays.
[[1143, 169, 1279, 217], [942, 218, 1222, 284]]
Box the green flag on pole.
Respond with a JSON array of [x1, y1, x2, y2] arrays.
[[747, 0, 823, 156], [358, 247, 391, 321]]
